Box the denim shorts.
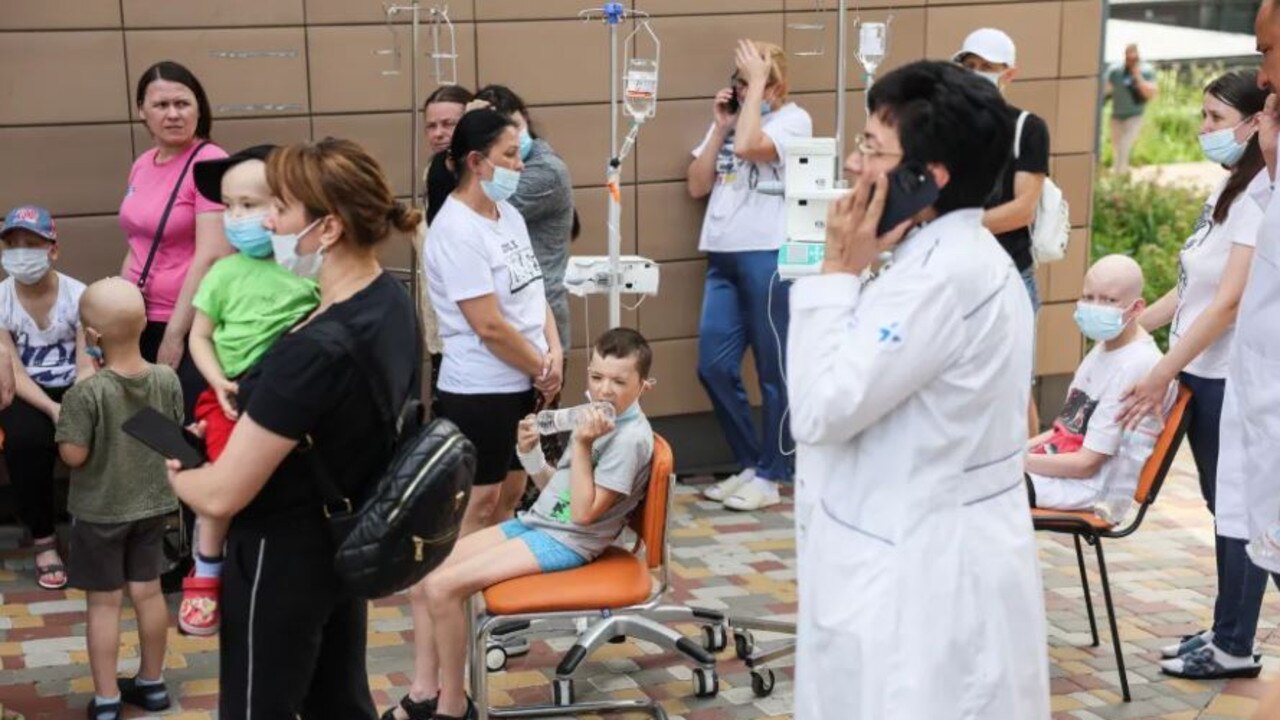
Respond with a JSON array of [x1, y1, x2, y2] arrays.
[[499, 519, 588, 573]]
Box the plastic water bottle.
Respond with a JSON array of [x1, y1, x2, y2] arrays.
[[1093, 415, 1162, 524], [536, 402, 616, 435]]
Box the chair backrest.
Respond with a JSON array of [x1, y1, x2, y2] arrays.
[[1133, 383, 1192, 506], [628, 433, 673, 570]]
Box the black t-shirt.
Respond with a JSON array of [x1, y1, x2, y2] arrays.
[[233, 272, 419, 526], [989, 105, 1050, 272]]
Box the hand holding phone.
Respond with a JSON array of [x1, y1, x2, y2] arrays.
[[122, 406, 208, 470], [823, 165, 935, 275]]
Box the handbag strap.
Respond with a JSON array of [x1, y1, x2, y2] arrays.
[[1013, 111, 1029, 162], [137, 141, 210, 289]]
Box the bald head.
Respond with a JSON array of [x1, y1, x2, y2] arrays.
[[1083, 254, 1145, 306], [80, 277, 147, 346]]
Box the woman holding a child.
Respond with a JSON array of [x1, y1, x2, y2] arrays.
[[118, 61, 229, 418], [167, 138, 421, 717], [1116, 71, 1272, 680]]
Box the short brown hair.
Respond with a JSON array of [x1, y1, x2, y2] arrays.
[[593, 328, 652, 378], [266, 137, 422, 248], [423, 85, 474, 112]]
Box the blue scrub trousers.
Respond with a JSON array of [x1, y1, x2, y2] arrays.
[[696, 250, 792, 482]]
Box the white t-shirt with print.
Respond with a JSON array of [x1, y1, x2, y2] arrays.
[[0, 273, 86, 389], [1171, 170, 1267, 379], [425, 195, 548, 394], [692, 102, 813, 253], [1029, 335, 1163, 511]]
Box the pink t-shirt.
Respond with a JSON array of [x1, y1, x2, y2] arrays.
[[119, 142, 227, 322]]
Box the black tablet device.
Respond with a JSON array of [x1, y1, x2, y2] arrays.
[[122, 406, 208, 470]]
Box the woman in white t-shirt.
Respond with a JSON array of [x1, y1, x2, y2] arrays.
[[1117, 71, 1270, 679], [391, 109, 563, 720], [0, 209, 91, 591], [689, 40, 812, 511]]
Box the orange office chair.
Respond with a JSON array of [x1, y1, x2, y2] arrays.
[[1033, 383, 1192, 702], [469, 433, 718, 720]]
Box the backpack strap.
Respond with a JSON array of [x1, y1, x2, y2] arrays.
[[1013, 111, 1029, 162], [138, 141, 210, 289], [300, 316, 421, 513]]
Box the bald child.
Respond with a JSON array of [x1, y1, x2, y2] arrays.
[[1025, 255, 1169, 511], [55, 278, 182, 720]]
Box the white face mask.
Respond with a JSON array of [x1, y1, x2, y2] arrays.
[[270, 218, 325, 279], [2, 247, 52, 286], [976, 70, 1003, 88]]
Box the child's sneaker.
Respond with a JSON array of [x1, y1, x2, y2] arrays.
[[117, 676, 171, 712], [179, 574, 221, 636]]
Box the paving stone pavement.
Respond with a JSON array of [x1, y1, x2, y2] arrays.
[[2, 450, 1279, 719]]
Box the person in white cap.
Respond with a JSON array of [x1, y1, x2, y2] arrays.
[[954, 27, 1051, 435]]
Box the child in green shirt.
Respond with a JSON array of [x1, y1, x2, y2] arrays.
[[179, 145, 319, 637], [56, 277, 183, 720]]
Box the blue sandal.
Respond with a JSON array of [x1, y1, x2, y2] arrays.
[[1160, 646, 1262, 679]]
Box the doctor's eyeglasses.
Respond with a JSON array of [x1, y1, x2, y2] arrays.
[[854, 134, 903, 160]]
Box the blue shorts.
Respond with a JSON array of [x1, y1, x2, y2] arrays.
[[499, 519, 588, 573]]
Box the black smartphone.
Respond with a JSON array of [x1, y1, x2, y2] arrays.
[[122, 406, 208, 470], [725, 89, 741, 115], [875, 161, 940, 236]]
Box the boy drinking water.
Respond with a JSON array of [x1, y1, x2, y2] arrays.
[[385, 328, 655, 720], [178, 145, 320, 636], [56, 278, 183, 720]]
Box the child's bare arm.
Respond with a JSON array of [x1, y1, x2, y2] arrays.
[[567, 408, 623, 526], [1024, 447, 1107, 479], [189, 311, 238, 419], [0, 329, 58, 419], [58, 442, 90, 468], [515, 415, 555, 487]]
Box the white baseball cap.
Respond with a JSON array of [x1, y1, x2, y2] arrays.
[[952, 28, 1016, 67]]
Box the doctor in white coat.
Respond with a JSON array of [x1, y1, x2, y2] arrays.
[[788, 60, 1050, 720]]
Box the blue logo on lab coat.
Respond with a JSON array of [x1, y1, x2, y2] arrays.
[[878, 322, 902, 344]]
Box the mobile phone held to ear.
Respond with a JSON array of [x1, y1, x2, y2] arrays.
[[722, 89, 740, 115], [122, 406, 208, 470], [875, 161, 939, 237]]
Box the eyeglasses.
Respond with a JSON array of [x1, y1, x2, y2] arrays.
[[854, 134, 903, 159]]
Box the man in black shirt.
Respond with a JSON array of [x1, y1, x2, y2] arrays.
[[953, 27, 1050, 432]]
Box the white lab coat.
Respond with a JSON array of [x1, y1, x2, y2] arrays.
[[788, 209, 1050, 720], [1216, 169, 1280, 542]]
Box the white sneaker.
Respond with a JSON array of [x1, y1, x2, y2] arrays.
[[723, 477, 781, 511], [704, 469, 755, 502]]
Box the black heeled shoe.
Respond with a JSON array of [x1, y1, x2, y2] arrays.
[[431, 695, 476, 720]]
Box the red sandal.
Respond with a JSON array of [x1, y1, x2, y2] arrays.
[[32, 537, 67, 591], [178, 573, 221, 636]]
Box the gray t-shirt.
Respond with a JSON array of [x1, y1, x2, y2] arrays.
[[508, 139, 574, 350], [517, 404, 653, 559], [55, 366, 182, 523]]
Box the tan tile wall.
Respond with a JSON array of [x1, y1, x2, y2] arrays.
[[0, 0, 1100, 418]]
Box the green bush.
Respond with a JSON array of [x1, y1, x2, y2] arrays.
[[1090, 172, 1206, 349]]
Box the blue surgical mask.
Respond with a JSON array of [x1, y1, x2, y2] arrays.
[[223, 211, 274, 258], [1200, 123, 1252, 167], [1, 247, 52, 286], [761, 101, 774, 115], [481, 159, 522, 203], [1073, 302, 1131, 342], [270, 218, 325, 279], [518, 128, 534, 162]]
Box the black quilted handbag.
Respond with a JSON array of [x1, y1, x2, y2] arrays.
[[305, 321, 477, 599]]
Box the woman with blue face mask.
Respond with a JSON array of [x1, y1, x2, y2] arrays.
[[1114, 70, 1272, 680], [392, 109, 563, 720], [689, 39, 812, 511]]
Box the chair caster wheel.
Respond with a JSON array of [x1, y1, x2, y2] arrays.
[[553, 678, 574, 706], [734, 629, 755, 659], [485, 642, 508, 672], [701, 623, 727, 652], [751, 669, 776, 697], [693, 667, 719, 698]]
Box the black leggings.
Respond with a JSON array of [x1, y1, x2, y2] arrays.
[[219, 519, 376, 719], [140, 320, 206, 423], [0, 387, 67, 539]]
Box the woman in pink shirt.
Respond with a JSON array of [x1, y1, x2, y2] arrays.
[[119, 61, 230, 419]]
